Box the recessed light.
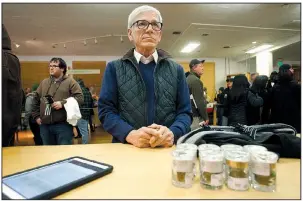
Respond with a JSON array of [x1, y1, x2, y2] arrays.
[[252, 41, 257, 44], [15, 44, 20, 48], [202, 33, 209, 36], [172, 31, 181, 35], [223, 46, 231, 49]]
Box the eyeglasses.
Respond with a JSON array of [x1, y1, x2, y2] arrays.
[[49, 65, 60, 68], [131, 20, 163, 31]]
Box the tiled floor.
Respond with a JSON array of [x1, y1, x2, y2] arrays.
[[14, 126, 112, 146]]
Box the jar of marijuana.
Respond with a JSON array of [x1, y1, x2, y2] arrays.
[[225, 150, 250, 191], [171, 149, 196, 188], [199, 150, 224, 190], [251, 151, 278, 192], [243, 145, 268, 183], [220, 144, 243, 182]]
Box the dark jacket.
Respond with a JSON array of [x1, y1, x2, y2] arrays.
[[78, 81, 93, 121], [225, 89, 263, 126], [2, 24, 22, 147], [32, 75, 84, 124], [186, 72, 208, 121], [269, 81, 301, 133], [246, 88, 269, 125], [98, 48, 192, 143]]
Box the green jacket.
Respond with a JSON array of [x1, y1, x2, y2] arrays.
[[186, 72, 209, 121]]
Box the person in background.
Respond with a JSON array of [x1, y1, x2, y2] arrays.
[[76, 79, 93, 144], [250, 72, 259, 87], [2, 24, 22, 147], [222, 78, 233, 126], [32, 58, 84, 145], [269, 64, 301, 133], [24, 83, 43, 145], [215, 87, 225, 126], [224, 74, 263, 126], [247, 75, 269, 125], [25, 87, 31, 96], [186, 59, 209, 130], [98, 5, 192, 148]]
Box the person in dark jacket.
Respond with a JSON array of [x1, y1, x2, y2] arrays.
[[2, 24, 22, 147], [247, 75, 269, 125], [186, 59, 209, 130], [76, 79, 93, 144], [225, 74, 263, 126], [269, 64, 301, 133], [24, 83, 43, 145], [222, 78, 233, 125], [98, 5, 192, 148], [215, 87, 225, 125]]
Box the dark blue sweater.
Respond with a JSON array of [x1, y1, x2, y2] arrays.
[[98, 60, 192, 143]]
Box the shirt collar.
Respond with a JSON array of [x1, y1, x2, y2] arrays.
[[134, 49, 158, 64]]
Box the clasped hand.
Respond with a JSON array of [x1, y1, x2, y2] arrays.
[[126, 123, 174, 148]]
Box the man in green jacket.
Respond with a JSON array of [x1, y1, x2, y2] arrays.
[[186, 59, 209, 130]]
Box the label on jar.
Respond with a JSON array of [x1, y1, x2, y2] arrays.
[[173, 160, 194, 172], [252, 162, 270, 176], [211, 173, 224, 187], [202, 161, 223, 173], [227, 176, 249, 191]]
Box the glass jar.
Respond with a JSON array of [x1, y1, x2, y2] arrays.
[[243, 145, 268, 184], [225, 150, 250, 191], [199, 150, 224, 190], [251, 151, 278, 192], [171, 149, 196, 188]]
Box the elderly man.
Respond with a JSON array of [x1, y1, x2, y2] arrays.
[[98, 5, 192, 148]]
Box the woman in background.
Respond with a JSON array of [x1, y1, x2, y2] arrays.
[[225, 74, 263, 126]]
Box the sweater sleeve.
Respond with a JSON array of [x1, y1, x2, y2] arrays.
[[98, 61, 134, 143], [169, 65, 192, 143]]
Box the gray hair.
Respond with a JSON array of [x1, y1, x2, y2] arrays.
[[127, 5, 163, 29]]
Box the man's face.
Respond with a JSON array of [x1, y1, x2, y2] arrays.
[[290, 67, 294, 74], [128, 11, 162, 51], [193, 63, 204, 76], [49, 61, 63, 78]]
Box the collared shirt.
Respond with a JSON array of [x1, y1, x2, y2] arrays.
[[134, 49, 158, 64]]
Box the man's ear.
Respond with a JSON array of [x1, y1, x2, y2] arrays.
[[128, 29, 133, 42]]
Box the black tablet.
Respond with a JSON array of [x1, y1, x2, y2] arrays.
[[2, 156, 113, 199]]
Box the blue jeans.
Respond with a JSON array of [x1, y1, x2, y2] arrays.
[[40, 123, 73, 145], [77, 119, 89, 144]]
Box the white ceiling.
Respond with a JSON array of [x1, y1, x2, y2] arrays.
[[3, 3, 301, 59]]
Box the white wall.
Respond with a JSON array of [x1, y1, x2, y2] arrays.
[[17, 55, 249, 91]]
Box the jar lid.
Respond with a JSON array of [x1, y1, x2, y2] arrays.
[[200, 150, 224, 161], [176, 143, 198, 151], [172, 149, 196, 160], [220, 144, 243, 152], [251, 151, 279, 163], [198, 144, 220, 152], [225, 150, 249, 162], [243, 145, 267, 153]]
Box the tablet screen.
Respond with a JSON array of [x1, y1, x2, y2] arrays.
[[2, 158, 110, 199]]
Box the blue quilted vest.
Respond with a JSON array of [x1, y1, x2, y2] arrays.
[[113, 48, 179, 129]]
